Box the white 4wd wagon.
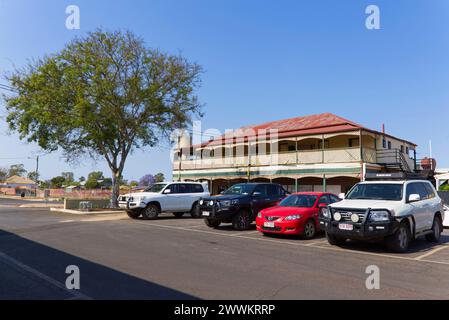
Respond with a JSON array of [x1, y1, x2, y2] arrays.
[[118, 182, 210, 220], [319, 174, 444, 252]]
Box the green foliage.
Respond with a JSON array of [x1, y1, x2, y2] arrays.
[[85, 171, 104, 189], [61, 172, 74, 184], [0, 167, 7, 182], [8, 164, 27, 177], [3, 29, 202, 206], [27, 171, 39, 181], [50, 176, 66, 188], [439, 184, 449, 191], [154, 172, 165, 183]]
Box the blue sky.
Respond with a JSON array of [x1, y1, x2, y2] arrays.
[[0, 0, 448, 181]]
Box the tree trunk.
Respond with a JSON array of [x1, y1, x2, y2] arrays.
[[111, 170, 121, 208]]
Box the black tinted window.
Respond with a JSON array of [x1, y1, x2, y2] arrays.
[[253, 185, 267, 196], [424, 183, 436, 199], [267, 184, 280, 196], [167, 184, 178, 193], [318, 195, 330, 204], [330, 195, 341, 203], [184, 184, 203, 193], [406, 183, 428, 201], [346, 184, 403, 201]]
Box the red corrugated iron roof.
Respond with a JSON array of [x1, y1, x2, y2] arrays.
[[195, 113, 416, 148]]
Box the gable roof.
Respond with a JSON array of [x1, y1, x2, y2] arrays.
[[196, 113, 416, 148], [3, 175, 36, 185]]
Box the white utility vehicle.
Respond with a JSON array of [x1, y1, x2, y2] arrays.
[[443, 204, 449, 228], [319, 173, 445, 252], [119, 182, 210, 220]]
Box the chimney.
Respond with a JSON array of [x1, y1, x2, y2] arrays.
[[382, 123, 385, 134]]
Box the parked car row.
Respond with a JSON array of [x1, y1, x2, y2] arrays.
[[119, 175, 446, 253]]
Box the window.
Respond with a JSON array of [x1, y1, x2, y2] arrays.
[[318, 195, 330, 205], [400, 145, 404, 153], [223, 184, 255, 195], [382, 139, 386, 148], [330, 195, 342, 203], [423, 183, 436, 199], [267, 184, 280, 196], [253, 185, 268, 196], [166, 184, 179, 194], [406, 147, 410, 156], [279, 195, 318, 208], [388, 141, 392, 149], [145, 183, 167, 193], [346, 183, 403, 201], [406, 183, 428, 201], [186, 184, 204, 193]]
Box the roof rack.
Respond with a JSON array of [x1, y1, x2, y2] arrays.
[[365, 172, 432, 181]]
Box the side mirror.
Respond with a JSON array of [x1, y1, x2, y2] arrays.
[[408, 194, 420, 203], [338, 193, 346, 200], [220, 191, 225, 195], [163, 188, 172, 194]]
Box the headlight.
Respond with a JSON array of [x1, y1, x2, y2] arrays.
[[321, 207, 331, 219], [209, 200, 214, 206], [284, 214, 302, 221], [333, 212, 342, 221], [231, 199, 239, 205], [219, 200, 231, 207], [257, 213, 262, 218], [199, 199, 204, 205], [369, 210, 390, 222], [351, 213, 360, 223]]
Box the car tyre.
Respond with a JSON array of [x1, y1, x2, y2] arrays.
[[126, 210, 141, 219], [326, 232, 346, 246], [386, 221, 411, 253], [173, 212, 184, 218], [141, 204, 160, 220], [190, 202, 202, 218], [232, 210, 252, 230], [426, 215, 442, 243], [204, 218, 221, 228], [303, 220, 316, 239]]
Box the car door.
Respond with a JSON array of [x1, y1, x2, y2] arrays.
[[251, 184, 270, 214], [423, 182, 439, 229], [405, 182, 428, 232], [266, 184, 284, 207], [162, 184, 180, 212], [182, 184, 203, 211]]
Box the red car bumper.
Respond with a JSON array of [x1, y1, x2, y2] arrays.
[[256, 217, 306, 235]]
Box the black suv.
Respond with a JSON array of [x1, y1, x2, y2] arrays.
[[199, 183, 288, 230]]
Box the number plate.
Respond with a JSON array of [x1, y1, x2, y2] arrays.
[[202, 211, 210, 217], [264, 222, 275, 228], [338, 223, 353, 231]]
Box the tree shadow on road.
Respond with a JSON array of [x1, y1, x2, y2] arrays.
[[0, 229, 198, 300]]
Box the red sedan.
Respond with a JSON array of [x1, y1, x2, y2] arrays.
[[256, 192, 341, 239]]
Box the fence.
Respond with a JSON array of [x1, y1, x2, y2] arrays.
[[37, 189, 112, 199]]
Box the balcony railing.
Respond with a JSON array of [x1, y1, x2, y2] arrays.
[[173, 147, 370, 170]]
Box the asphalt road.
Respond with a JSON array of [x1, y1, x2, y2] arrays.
[[1, 197, 449, 300]]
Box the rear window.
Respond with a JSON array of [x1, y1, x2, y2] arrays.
[[346, 183, 403, 201]]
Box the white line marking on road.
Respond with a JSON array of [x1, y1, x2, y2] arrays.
[[415, 244, 449, 261], [134, 221, 449, 266], [0, 252, 92, 300]]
